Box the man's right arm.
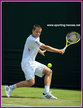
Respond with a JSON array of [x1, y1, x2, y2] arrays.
[[40, 44, 65, 54]]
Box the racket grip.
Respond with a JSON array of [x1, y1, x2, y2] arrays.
[[63, 47, 67, 50]]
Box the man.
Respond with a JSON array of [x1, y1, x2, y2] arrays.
[[5, 24, 65, 99]]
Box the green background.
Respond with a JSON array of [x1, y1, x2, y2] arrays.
[[2, 2, 81, 89]]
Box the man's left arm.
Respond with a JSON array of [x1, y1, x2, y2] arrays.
[[38, 48, 46, 56]]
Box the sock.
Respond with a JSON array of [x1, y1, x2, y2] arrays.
[[44, 85, 50, 94], [9, 84, 17, 90]]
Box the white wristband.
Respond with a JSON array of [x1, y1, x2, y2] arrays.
[[64, 47, 67, 50]]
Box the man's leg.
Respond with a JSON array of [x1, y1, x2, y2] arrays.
[[16, 78, 35, 87], [42, 67, 57, 99], [42, 67, 52, 94], [5, 78, 35, 97]]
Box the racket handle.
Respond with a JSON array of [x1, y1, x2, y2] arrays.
[[63, 46, 67, 50]]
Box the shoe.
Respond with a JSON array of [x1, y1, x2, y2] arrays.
[[42, 91, 58, 99], [5, 86, 12, 97]]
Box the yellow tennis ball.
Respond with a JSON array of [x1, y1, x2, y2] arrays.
[[47, 63, 52, 68]]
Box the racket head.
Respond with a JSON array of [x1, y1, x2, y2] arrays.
[[66, 32, 80, 44]]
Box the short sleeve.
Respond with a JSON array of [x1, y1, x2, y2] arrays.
[[33, 40, 42, 48], [34, 40, 42, 47], [28, 36, 43, 48]]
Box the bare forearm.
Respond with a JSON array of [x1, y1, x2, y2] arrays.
[[38, 48, 43, 55], [38, 48, 46, 56], [40, 44, 65, 54], [44, 45, 61, 53]]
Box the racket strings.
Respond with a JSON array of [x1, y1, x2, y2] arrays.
[[67, 32, 80, 43]]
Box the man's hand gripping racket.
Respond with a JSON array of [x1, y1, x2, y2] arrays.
[[63, 32, 80, 50]]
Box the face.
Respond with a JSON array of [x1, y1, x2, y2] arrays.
[[32, 27, 42, 38]]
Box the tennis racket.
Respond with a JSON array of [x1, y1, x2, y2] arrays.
[[64, 32, 80, 50]]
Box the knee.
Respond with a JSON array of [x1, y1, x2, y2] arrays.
[[49, 69, 52, 75], [47, 69, 52, 76], [43, 67, 52, 76], [28, 79, 35, 86]]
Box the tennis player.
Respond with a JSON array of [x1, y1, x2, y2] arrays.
[[5, 24, 65, 99]]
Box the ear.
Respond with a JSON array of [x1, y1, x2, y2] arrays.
[[32, 29, 34, 33]]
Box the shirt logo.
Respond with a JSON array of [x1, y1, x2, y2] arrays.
[[28, 48, 30, 52], [35, 41, 40, 46]]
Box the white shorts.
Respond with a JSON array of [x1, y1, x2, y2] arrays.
[[21, 60, 47, 80]]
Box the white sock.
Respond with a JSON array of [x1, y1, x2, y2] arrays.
[[44, 85, 50, 94], [9, 84, 17, 90]]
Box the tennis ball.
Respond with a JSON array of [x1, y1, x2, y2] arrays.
[[47, 63, 52, 68]]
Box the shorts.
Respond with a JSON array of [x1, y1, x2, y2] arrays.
[[21, 60, 47, 80]]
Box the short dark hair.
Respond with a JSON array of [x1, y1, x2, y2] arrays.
[[32, 24, 42, 30]]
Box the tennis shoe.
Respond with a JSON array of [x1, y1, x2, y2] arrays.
[[42, 91, 58, 99], [5, 86, 12, 97]]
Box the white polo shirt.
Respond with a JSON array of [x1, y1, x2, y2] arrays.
[[21, 34, 43, 64]]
